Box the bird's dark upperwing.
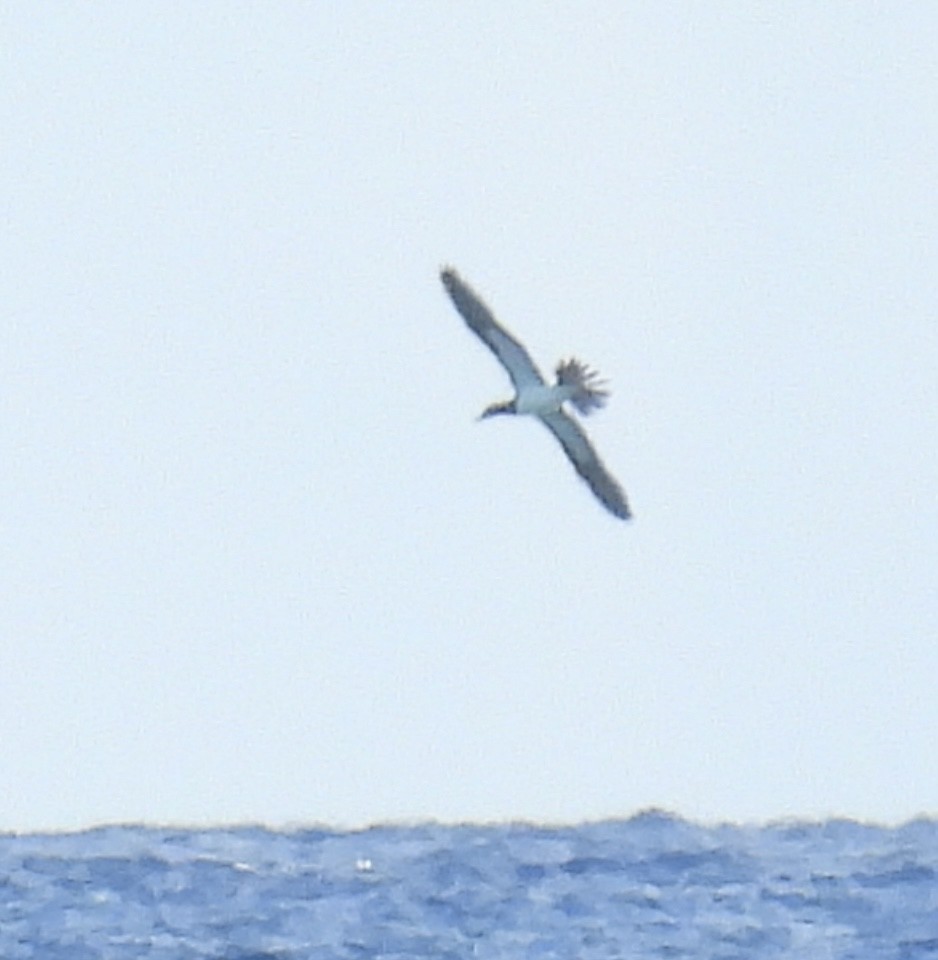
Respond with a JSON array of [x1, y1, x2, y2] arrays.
[[440, 268, 545, 390], [540, 410, 631, 520]]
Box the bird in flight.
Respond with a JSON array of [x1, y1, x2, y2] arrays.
[[440, 267, 631, 520]]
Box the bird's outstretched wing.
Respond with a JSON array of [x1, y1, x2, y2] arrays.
[[440, 267, 545, 390], [540, 410, 631, 520]]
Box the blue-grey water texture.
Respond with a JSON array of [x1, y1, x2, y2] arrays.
[[3, 812, 938, 958]]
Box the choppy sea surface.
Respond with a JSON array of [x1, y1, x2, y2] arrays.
[[3, 812, 937, 959]]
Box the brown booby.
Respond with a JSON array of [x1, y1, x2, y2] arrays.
[[441, 268, 631, 520]]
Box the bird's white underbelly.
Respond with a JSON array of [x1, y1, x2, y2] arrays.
[[515, 384, 570, 415]]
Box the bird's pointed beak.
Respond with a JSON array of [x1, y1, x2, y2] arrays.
[[478, 402, 510, 420]]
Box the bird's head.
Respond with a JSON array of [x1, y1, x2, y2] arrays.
[[478, 399, 516, 420]]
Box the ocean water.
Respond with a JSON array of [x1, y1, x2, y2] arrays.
[[2, 811, 937, 958]]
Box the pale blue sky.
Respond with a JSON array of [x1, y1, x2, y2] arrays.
[[3, 3, 937, 831]]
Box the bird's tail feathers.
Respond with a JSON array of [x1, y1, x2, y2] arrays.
[[556, 359, 610, 415]]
